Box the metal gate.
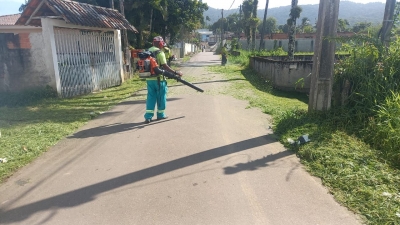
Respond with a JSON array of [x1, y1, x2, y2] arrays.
[[54, 27, 121, 98]]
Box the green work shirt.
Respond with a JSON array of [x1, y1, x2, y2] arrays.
[[148, 46, 167, 66], [147, 46, 167, 81], [163, 47, 171, 60]]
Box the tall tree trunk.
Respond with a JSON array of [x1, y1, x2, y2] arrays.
[[246, 27, 251, 50], [288, 0, 298, 60], [259, 0, 269, 51], [150, 8, 153, 34], [251, 0, 258, 51]]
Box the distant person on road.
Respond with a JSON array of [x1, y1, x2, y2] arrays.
[[221, 44, 228, 66], [144, 36, 183, 124], [163, 44, 172, 66]]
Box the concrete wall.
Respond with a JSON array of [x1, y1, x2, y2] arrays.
[[241, 38, 340, 52], [0, 32, 52, 92], [184, 43, 194, 55], [172, 42, 198, 58], [249, 56, 313, 93]]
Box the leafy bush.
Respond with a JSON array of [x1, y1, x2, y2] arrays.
[[363, 92, 400, 163], [334, 36, 400, 167]]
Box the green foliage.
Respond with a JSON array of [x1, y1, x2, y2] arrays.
[[289, 6, 302, 19], [287, 1, 302, 59], [363, 92, 400, 162], [352, 22, 372, 33], [333, 34, 400, 167], [213, 46, 400, 224], [72, 0, 208, 47], [258, 17, 278, 36], [338, 18, 350, 32], [0, 78, 146, 183], [209, 58, 400, 225], [230, 38, 241, 50]]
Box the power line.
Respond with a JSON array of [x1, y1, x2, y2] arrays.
[[228, 0, 236, 10]]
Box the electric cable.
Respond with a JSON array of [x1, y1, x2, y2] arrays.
[[228, 0, 236, 10]]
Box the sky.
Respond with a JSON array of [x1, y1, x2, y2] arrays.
[[202, 0, 387, 10], [0, 0, 388, 16]]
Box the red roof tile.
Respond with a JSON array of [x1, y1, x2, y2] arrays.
[[0, 14, 22, 25]]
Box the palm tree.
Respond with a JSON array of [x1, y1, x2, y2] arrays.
[[287, 0, 302, 60], [242, 0, 253, 50], [251, 0, 259, 51]]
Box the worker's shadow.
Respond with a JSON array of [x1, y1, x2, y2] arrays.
[[69, 116, 185, 139], [223, 151, 293, 175], [69, 98, 183, 138]]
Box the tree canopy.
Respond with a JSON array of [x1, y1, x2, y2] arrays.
[[19, 0, 209, 48]]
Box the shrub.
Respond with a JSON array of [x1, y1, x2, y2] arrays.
[[363, 92, 400, 164]]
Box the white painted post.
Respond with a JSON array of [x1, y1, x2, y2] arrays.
[[41, 18, 61, 96], [114, 30, 124, 83]]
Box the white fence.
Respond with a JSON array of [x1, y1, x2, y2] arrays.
[[54, 28, 121, 98]]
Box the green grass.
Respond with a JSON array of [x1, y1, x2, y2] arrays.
[[208, 65, 308, 115], [209, 63, 400, 225], [0, 78, 146, 183]]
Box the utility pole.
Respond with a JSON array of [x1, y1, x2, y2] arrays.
[[109, 0, 114, 9], [259, 0, 269, 51], [308, 0, 340, 111], [380, 0, 396, 48], [119, 0, 131, 74]]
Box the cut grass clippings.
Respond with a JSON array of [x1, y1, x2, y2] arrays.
[[209, 63, 400, 225], [0, 78, 146, 183]]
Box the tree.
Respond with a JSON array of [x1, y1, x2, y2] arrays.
[[287, 0, 302, 60], [258, 17, 277, 38], [70, 0, 208, 48], [19, 0, 30, 12], [298, 17, 314, 33], [303, 25, 314, 33], [210, 18, 227, 36], [242, 0, 254, 50], [251, 0, 260, 51], [337, 18, 350, 32], [278, 24, 290, 33], [352, 22, 372, 33], [226, 13, 242, 38]]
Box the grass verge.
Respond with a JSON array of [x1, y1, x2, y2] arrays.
[[0, 78, 146, 183], [208, 64, 400, 225]]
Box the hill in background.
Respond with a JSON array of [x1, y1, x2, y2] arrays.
[[204, 2, 385, 27]]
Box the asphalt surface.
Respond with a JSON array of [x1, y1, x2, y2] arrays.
[[0, 52, 362, 225]]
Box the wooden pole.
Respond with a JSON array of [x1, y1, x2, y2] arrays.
[[380, 0, 396, 48]]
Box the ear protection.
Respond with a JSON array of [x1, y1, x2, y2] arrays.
[[153, 36, 165, 48]]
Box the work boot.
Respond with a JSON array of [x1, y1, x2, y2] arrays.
[[144, 119, 151, 124]]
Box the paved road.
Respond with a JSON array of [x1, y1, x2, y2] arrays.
[[0, 52, 361, 225]]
